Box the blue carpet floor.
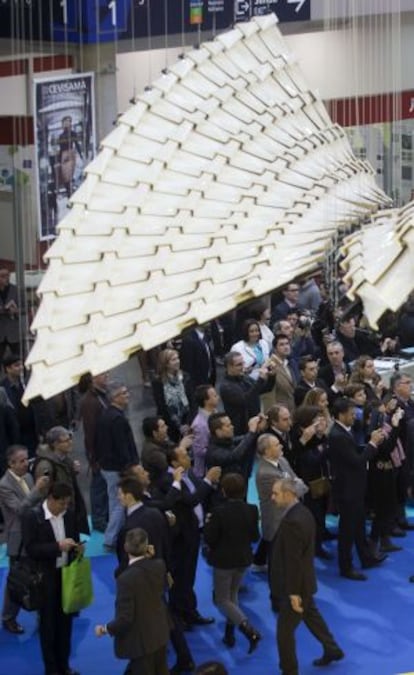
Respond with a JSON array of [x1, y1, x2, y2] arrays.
[[2, 529, 414, 675]]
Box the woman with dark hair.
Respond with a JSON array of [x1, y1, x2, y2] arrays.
[[292, 405, 332, 559], [248, 301, 274, 352], [151, 349, 194, 443], [204, 473, 261, 654], [230, 319, 270, 381]]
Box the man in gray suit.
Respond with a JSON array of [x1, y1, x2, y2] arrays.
[[253, 434, 307, 573], [95, 527, 170, 675], [0, 444, 49, 633]]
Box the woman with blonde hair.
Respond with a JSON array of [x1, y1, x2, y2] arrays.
[[151, 349, 194, 442], [302, 387, 333, 430], [349, 355, 386, 403]]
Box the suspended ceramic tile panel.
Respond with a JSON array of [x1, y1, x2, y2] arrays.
[[24, 13, 392, 402], [341, 202, 414, 329]]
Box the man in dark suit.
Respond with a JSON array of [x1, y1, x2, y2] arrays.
[[22, 482, 82, 675], [294, 356, 328, 408], [1, 354, 39, 457], [95, 380, 139, 549], [206, 412, 265, 481], [115, 476, 171, 575], [271, 283, 301, 324], [318, 341, 350, 390], [153, 445, 221, 628], [266, 404, 295, 467], [0, 444, 49, 633], [95, 527, 170, 675], [0, 268, 20, 362], [270, 477, 344, 675], [180, 325, 216, 387], [328, 397, 386, 580], [219, 351, 274, 435]]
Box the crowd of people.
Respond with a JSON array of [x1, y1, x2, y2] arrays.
[[0, 272, 414, 675]]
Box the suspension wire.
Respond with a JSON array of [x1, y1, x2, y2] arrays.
[[147, 0, 153, 86], [164, 0, 169, 71]]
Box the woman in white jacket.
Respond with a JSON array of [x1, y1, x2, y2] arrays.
[[231, 319, 270, 381]]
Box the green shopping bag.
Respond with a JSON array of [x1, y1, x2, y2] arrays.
[[61, 553, 93, 615]]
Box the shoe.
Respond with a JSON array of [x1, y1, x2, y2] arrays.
[[380, 537, 402, 553], [239, 620, 261, 654], [2, 618, 24, 634], [322, 530, 337, 541], [362, 554, 388, 569], [315, 547, 333, 560], [313, 648, 345, 666], [399, 521, 414, 531], [391, 527, 406, 538], [223, 621, 236, 648], [251, 563, 268, 573], [169, 661, 195, 674], [340, 569, 367, 581], [188, 613, 215, 626]]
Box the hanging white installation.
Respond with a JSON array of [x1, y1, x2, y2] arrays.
[[24, 12, 408, 402]]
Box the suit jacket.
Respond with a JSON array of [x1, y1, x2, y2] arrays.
[[271, 300, 300, 323], [116, 504, 171, 575], [0, 402, 19, 471], [318, 363, 351, 389], [328, 421, 378, 503], [255, 456, 306, 542], [180, 330, 216, 387], [34, 448, 89, 536], [220, 373, 273, 435], [294, 378, 329, 408], [260, 357, 297, 414], [107, 558, 170, 659], [0, 470, 44, 556], [204, 498, 259, 569], [79, 386, 108, 463], [152, 469, 212, 542], [95, 405, 138, 471], [270, 501, 317, 601], [22, 502, 79, 573], [206, 432, 258, 480], [0, 282, 20, 342]]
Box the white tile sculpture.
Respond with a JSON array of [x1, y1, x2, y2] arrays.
[[24, 13, 397, 402]]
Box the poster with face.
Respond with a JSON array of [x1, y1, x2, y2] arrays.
[[33, 73, 96, 240]]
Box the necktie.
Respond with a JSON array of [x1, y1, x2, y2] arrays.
[[19, 477, 30, 495]]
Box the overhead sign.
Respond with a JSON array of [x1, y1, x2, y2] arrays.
[[0, 0, 309, 44], [234, 0, 310, 22]]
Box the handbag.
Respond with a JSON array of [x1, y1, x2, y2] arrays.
[[7, 545, 46, 612], [308, 476, 331, 499], [61, 552, 93, 615]]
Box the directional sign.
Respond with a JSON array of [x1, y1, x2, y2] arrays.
[[0, 0, 309, 45], [235, 0, 310, 22]]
